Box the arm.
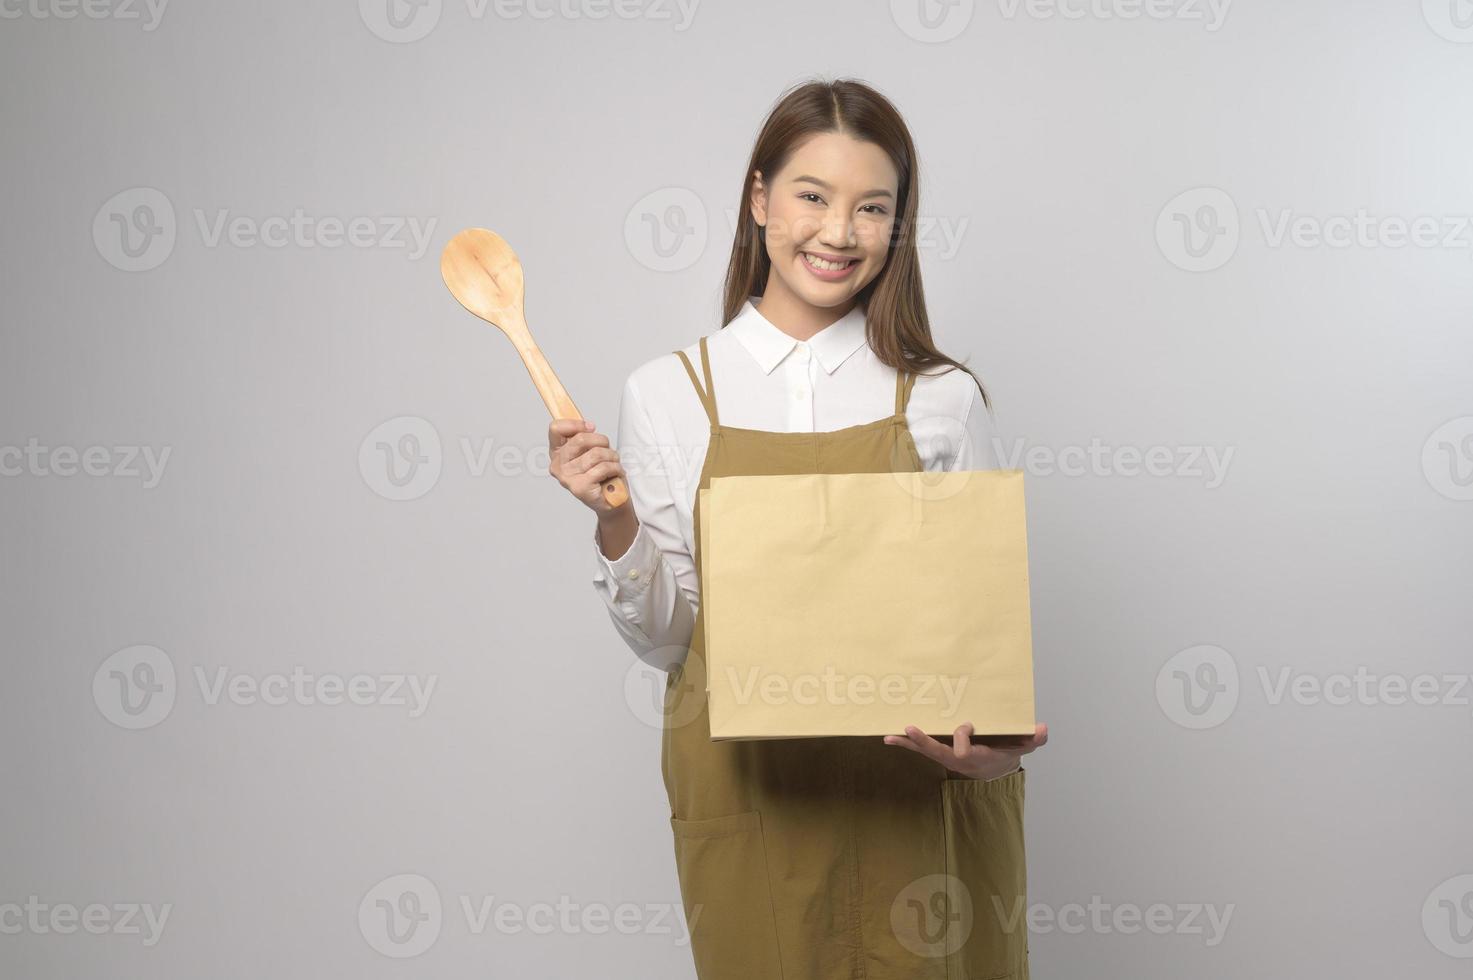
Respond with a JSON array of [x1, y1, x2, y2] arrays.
[[948, 380, 996, 471], [590, 372, 696, 671]]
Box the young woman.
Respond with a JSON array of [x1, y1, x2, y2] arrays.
[[550, 78, 1048, 980]]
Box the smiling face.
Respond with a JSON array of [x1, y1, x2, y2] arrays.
[[749, 131, 900, 315]]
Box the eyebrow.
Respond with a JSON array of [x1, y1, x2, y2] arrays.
[[791, 175, 895, 200]]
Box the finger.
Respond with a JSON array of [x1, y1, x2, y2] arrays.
[[549, 418, 594, 446], [561, 431, 610, 455], [899, 725, 954, 768], [582, 460, 625, 488], [883, 733, 919, 750], [556, 433, 611, 467], [953, 722, 975, 763], [568, 446, 615, 475], [1012, 724, 1049, 753]]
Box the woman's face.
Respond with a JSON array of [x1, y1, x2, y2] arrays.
[[750, 131, 899, 312]]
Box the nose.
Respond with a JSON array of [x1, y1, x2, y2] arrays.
[[816, 206, 857, 249]]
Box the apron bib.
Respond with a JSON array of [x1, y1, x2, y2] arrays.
[[661, 335, 1031, 980]]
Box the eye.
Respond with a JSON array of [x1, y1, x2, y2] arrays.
[[798, 192, 825, 205], [860, 204, 889, 216]]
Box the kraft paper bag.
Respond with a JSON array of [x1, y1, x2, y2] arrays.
[[697, 469, 1034, 741]]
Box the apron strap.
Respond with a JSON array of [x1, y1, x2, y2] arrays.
[[894, 366, 918, 417], [674, 335, 720, 428]]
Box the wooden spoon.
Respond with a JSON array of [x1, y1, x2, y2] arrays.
[[440, 227, 629, 508]]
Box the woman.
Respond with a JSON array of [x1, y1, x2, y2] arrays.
[[550, 77, 1048, 980]]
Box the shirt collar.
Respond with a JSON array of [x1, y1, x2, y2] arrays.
[[728, 296, 869, 375]]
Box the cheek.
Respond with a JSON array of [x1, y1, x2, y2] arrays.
[[854, 219, 893, 256], [765, 205, 822, 250]]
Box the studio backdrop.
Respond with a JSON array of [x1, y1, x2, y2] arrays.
[[1, 2, 1470, 978]]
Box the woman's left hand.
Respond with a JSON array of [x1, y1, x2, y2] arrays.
[[884, 722, 1049, 780]]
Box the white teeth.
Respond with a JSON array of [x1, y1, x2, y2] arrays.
[[802, 252, 854, 272]]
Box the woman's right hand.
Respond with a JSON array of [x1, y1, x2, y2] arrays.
[[549, 418, 629, 517]]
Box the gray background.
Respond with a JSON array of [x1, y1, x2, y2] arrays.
[[2, 1, 1471, 977]]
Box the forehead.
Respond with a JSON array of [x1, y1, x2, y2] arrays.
[[773, 132, 899, 194]]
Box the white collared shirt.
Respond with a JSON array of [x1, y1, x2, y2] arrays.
[[592, 298, 1000, 668]]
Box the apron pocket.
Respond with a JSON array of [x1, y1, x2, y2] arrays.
[[670, 809, 785, 980], [940, 766, 1029, 980]]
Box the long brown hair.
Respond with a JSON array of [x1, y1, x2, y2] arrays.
[[721, 77, 990, 411]]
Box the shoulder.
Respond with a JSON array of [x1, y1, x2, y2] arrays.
[[618, 331, 722, 418], [908, 361, 988, 423], [902, 361, 998, 470]]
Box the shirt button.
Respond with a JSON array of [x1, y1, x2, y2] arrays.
[[793, 389, 806, 401], [628, 570, 640, 580]]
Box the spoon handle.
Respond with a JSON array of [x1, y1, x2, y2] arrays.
[[515, 339, 630, 509]]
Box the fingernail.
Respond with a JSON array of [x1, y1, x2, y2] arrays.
[[584, 420, 594, 429]]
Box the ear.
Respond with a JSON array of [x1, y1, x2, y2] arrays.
[[748, 170, 768, 228]]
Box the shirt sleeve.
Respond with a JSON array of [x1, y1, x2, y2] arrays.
[[948, 379, 998, 471], [590, 371, 696, 670]]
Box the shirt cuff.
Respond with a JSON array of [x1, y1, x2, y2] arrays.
[[592, 518, 659, 603]]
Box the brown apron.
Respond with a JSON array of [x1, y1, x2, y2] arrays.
[[661, 335, 1030, 980]]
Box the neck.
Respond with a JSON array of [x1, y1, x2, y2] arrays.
[[754, 278, 856, 341]]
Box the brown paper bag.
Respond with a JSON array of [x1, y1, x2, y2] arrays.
[[698, 469, 1034, 741]]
